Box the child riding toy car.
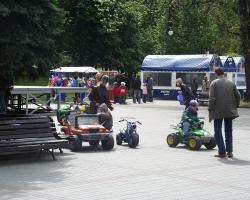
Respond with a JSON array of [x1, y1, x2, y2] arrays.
[[61, 114, 114, 151], [116, 117, 141, 148], [57, 101, 91, 125], [166, 100, 216, 150]]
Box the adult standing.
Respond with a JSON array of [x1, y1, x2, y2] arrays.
[[202, 75, 209, 93], [208, 67, 240, 158], [88, 75, 113, 114], [176, 78, 195, 109], [0, 69, 13, 113], [146, 77, 154, 102], [191, 78, 199, 98], [132, 75, 141, 104]]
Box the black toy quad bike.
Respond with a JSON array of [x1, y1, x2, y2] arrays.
[[116, 117, 142, 148]]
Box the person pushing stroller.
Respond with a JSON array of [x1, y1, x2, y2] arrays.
[[181, 100, 200, 140]]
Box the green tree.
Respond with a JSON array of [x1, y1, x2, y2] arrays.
[[239, 0, 250, 99], [0, 0, 63, 80]]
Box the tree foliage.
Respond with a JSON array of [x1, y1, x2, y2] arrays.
[[0, 0, 63, 79], [0, 0, 249, 97]]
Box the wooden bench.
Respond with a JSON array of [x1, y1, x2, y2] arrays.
[[0, 115, 68, 160]]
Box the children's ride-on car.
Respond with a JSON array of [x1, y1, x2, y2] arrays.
[[116, 117, 141, 148], [61, 114, 114, 151], [166, 119, 216, 150]]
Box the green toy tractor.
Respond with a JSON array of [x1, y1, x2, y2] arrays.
[[57, 103, 91, 126], [166, 120, 216, 150]]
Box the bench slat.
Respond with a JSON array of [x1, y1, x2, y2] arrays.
[[0, 141, 68, 153], [0, 122, 54, 131], [0, 132, 56, 140], [0, 127, 55, 136], [0, 137, 67, 147], [0, 118, 50, 125]]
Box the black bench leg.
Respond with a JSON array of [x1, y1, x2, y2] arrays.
[[51, 148, 56, 161], [59, 148, 63, 154], [38, 149, 43, 158]]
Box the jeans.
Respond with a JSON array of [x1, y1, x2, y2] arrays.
[[142, 94, 147, 103], [214, 118, 233, 155], [133, 90, 141, 103], [182, 122, 190, 138], [147, 89, 153, 102], [119, 96, 126, 104]]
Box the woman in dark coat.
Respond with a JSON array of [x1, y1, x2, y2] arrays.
[[176, 78, 195, 109], [88, 75, 113, 114]]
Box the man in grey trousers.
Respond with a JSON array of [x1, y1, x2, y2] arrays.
[[208, 67, 241, 158]]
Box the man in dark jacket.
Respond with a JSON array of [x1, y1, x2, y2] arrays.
[[0, 69, 14, 113], [132, 76, 141, 104], [208, 67, 240, 158], [146, 77, 154, 102], [88, 75, 113, 114], [176, 78, 195, 109]]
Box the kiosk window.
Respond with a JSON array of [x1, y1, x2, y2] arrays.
[[158, 73, 171, 86], [236, 74, 246, 87], [143, 72, 171, 86], [176, 73, 205, 88]]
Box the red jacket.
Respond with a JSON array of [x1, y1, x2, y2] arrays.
[[119, 86, 127, 97], [113, 86, 120, 97]]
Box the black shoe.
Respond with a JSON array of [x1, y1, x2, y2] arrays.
[[214, 154, 227, 158], [227, 152, 233, 158]]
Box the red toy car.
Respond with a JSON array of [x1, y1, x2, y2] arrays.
[[61, 114, 114, 151]]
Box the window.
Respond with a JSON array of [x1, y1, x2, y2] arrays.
[[158, 73, 171, 86], [176, 73, 206, 88], [236, 74, 246, 87], [143, 72, 172, 86]]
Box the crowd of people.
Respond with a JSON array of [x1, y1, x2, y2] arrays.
[[47, 72, 155, 105]]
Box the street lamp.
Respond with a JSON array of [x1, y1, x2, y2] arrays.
[[166, 20, 174, 36], [168, 29, 174, 36]]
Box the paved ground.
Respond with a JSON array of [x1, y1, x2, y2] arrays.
[[1, 100, 250, 200]]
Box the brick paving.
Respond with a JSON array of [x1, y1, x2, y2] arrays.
[[1, 100, 250, 200]]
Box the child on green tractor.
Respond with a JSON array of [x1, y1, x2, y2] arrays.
[[181, 100, 200, 140]]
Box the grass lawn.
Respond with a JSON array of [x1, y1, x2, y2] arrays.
[[15, 76, 48, 86]]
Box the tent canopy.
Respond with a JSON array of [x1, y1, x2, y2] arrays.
[[233, 56, 245, 72], [50, 66, 98, 74], [141, 55, 222, 72], [219, 56, 237, 72]]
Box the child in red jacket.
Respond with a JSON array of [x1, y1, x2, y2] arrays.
[[113, 82, 120, 104], [119, 82, 127, 104]]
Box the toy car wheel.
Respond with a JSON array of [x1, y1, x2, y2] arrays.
[[116, 134, 122, 145], [128, 133, 139, 148], [204, 137, 216, 149], [89, 140, 99, 147], [69, 138, 82, 151], [166, 133, 180, 147], [188, 136, 202, 150], [58, 114, 67, 125], [101, 135, 114, 150]]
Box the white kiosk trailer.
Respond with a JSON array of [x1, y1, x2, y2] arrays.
[[141, 54, 246, 100]]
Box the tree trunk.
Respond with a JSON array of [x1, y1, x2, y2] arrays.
[[239, 0, 250, 100]]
